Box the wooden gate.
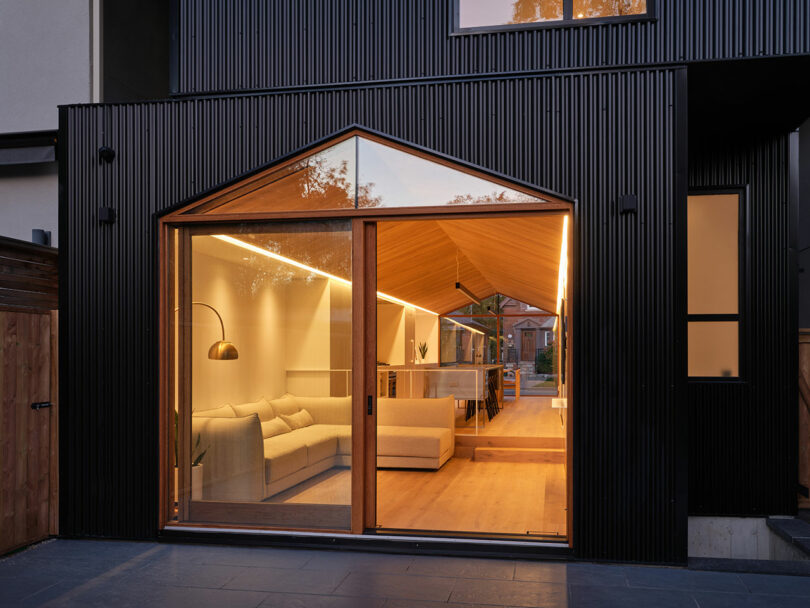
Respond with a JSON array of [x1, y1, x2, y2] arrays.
[[0, 237, 58, 555]]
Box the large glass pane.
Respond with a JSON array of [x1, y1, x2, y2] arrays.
[[189, 138, 357, 214], [688, 322, 739, 377], [357, 137, 546, 208], [171, 221, 352, 529], [688, 194, 739, 315], [572, 0, 647, 19], [459, 0, 563, 28]]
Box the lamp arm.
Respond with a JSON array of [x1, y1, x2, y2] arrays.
[[174, 301, 227, 341]]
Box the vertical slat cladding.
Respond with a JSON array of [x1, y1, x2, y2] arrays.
[[688, 136, 796, 516], [174, 0, 809, 94], [61, 68, 684, 562]]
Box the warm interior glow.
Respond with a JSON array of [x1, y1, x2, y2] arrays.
[[556, 215, 569, 315], [214, 235, 484, 336]]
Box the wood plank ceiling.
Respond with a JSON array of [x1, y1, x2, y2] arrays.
[[377, 215, 565, 314]]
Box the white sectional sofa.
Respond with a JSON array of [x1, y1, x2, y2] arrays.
[[191, 394, 455, 501]]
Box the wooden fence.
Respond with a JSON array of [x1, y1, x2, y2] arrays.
[[0, 237, 58, 555]]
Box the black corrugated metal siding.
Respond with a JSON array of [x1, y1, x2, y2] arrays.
[[60, 67, 687, 562], [688, 134, 798, 516], [173, 0, 810, 95]]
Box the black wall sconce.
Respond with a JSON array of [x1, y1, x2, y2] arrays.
[[98, 146, 115, 164], [619, 193, 638, 214], [98, 207, 116, 225]]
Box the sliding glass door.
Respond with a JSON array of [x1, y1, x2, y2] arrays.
[[167, 221, 354, 530]]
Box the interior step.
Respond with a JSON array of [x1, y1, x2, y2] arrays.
[[456, 435, 564, 449], [473, 447, 565, 464]]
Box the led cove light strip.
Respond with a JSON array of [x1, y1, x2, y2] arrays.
[[213, 235, 484, 335], [556, 215, 569, 316]]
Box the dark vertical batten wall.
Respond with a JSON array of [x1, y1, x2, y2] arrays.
[[60, 67, 686, 562], [688, 134, 798, 516], [172, 0, 810, 94]]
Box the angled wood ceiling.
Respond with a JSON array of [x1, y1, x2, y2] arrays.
[[377, 215, 565, 314]]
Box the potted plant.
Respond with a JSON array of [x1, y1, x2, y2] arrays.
[[417, 341, 429, 363], [174, 411, 208, 502]]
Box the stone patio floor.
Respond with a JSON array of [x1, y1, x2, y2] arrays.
[[2, 539, 810, 607]]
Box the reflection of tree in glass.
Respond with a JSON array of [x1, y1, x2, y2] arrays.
[[508, 0, 563, 23], [573, 0, 646, 18], [448, 190, 539, 205], [295, 152, 382, 209]]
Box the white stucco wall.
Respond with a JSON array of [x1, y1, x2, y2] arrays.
[[0, 0, 94, 246], [0, 0, 93, 132]]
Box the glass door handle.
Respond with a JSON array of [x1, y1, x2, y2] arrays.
[[367, 395, 373, 415]]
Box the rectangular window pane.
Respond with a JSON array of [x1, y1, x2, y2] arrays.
[[459, 0, 563, 29], [573, 0, 647, 19], [688, 322, 739, 377], [688, 194, 739, 315], [171, 221, 352, 529]]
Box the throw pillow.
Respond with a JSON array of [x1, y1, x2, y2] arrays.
[[192, 405, 235, 418], [280, 409, 315, 430], [232, 397, 275, 422], [261, 417, 292, 439]]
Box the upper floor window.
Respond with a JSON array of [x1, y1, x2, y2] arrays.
[[456, 0, 650, 31]]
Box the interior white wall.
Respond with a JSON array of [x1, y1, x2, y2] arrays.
[[377, 302, 405, 365], [285, 278, 332, 397], [191, 251, 287, 411], [414, 311, 439, 364]]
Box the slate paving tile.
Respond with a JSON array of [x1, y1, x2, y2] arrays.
[[514, 562, 628, 587], [406, 555, 516, 580], [258, 592, 386, 607], [449, 577, 569, 607], [224, 565, 349, 594], [23, 581, 268, 608], [693, 590, 810, 608], [303, 551, 415, 574], [385, 600, 508, 608], [334, 572, 456, 602], [0, 573, 65, 606], [624, 566, 747, 593], [160, 543, 315, 569], [570, 584, 696, 608], [738, 573, 810, 596], [123, 561, 246, 589]]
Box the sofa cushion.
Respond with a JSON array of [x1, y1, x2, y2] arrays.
[[263, 434, 308, 483], [377, 425, 451, 459], [281, 409, 314, 430], [232, 397, 274, 422], [287, 426, 339, 465], [291, 396, 352, 425], [261, 417, 292, 439], [192, 405, 235, 418], [317, 425, 352, 455], [269, 395, 299, 417]]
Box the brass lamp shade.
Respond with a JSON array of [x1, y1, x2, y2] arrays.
[[208, 340, 238, 360]]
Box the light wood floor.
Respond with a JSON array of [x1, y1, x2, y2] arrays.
[[267, 458, 567, 539], [455, 395, 565, 438]]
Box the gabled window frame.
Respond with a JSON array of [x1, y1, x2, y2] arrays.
[[452, 0, 657, 35]]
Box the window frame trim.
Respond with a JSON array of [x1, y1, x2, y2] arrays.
[[451, 0, 657, 35], [687, 186, 749, 383]]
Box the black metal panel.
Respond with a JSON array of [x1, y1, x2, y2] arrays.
[[60, 67, 685, 561], [688, 134, 798, 516], [172, 0, 810, 95]]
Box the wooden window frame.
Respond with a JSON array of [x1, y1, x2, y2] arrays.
[[451, 0, 656, 35], [158, 128, 575, 544], [687, 186, 749, 383]]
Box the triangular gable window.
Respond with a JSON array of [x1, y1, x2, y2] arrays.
[[176, 131, 562, 216]]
